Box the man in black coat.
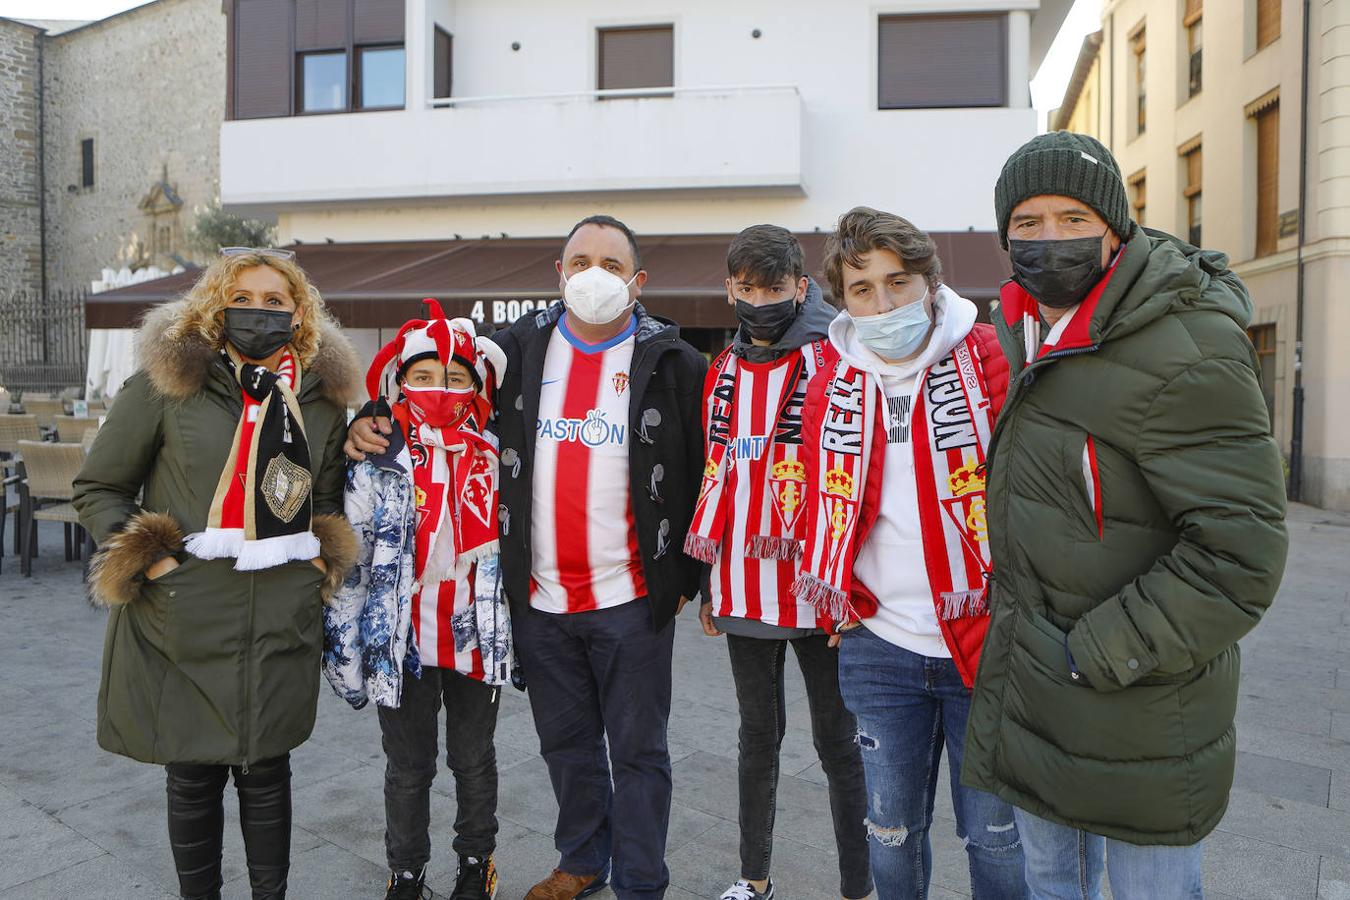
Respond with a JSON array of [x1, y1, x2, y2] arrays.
[[348, 215, 706, 900]]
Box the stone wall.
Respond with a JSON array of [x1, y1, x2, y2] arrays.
[[42, 0, 225, 291], [0, 19, 42, 296]]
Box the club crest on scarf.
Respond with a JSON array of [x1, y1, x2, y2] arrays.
[[771, 458, 807, 532], [461, 454, 496, 528], [262, 454, 312, 523], [943, 456, 988, 545]]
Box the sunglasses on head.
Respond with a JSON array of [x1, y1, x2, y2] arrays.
[[219, 246, 297, 261]]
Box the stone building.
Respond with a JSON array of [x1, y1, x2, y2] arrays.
[[0, 0, 225, 295], [0, 17, 43, 297]]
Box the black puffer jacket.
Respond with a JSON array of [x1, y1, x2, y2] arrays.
[[492, 301, 707, 631]]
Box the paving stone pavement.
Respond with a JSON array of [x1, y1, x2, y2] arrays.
[[0, 504, 1347, 899]]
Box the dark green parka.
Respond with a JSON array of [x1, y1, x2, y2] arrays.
[[961, 228, 1288, 845], [73, 299, 361, 767]]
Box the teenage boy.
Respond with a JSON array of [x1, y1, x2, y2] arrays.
[[795, 207, 1025, 898], [686, 224, 872, 900]]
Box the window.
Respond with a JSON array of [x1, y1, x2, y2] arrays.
[[299, 51, 346, 113], [231, 0, 406, 119], [1256, 0, 1281, 50], [1252, 98, 1280, 257], [1248, 323, 1277, 427], [1185, 0, 1202, 98], [1181, 141, 1202, 246], [80, 138, 94, 189], [878, 13, 1007, 109], [1131, 25, 1147, 136], [597, 25, 674, 94], [1129, 170, 1146, 226], [358, 45, 405, 108], [433, 26, 452, 99]]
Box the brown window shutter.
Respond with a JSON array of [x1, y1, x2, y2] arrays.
[[1255, 104, 1280, 256], [295, 0, 347, 51], [234, 0, 292, 119], [1185, 147, 1202, 194], [434, 27, 452, 99], [1257, 0, 1281, 49], [598, 25, 674, 91], [354, 0, 405, 45], [1129, 170, 1146, 225], [878, 14, 1007, 109]]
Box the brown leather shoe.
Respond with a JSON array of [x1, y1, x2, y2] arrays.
[[523, 867, 607, 900]]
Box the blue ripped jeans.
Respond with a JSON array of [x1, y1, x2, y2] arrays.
[[837, 627, 1027, 899]]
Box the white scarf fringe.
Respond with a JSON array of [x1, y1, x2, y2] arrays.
[[184, 527, 245, 560], [232, 531, 321, 571]]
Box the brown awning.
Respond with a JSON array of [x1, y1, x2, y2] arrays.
[[86, 232, 1011, 329]]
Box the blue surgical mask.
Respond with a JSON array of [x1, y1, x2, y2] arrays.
[[850, 294, 932, 361]]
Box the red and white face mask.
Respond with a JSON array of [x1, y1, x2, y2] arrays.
[[403, 385, 476, 427]]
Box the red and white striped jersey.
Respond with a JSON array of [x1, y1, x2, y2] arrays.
[[409, 440, 486, 680], [411, 578, 484, 679], [530, 317, 647, 614], [709, 348, 831, 629]]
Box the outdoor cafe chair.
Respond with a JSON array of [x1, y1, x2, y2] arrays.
[[0, 414, 42, 563], [56, 416, 101, 444], [20, 398, 65, 433], [15, 440, 91, 578]]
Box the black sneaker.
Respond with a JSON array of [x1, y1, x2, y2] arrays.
[[449, 854, 498, 900], [386, 865, 432, 900]]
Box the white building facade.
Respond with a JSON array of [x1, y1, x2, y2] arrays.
[[222, 0, 1069, 245], [92, 0, 1071, 355]]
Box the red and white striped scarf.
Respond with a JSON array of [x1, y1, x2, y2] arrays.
[[395, 402, 499, 587], [684, 343, 825, 565], [793, 335, 995, 623]]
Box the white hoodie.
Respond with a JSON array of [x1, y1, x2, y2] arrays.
[[828, 285, 979, 657]]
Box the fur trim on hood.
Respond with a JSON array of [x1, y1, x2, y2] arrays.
[[135, 299, 363, 407]]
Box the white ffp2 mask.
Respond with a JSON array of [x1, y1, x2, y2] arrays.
[[562, 266, 638, 326]]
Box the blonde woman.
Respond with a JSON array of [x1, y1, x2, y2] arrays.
[[73, 248, 361, 900]]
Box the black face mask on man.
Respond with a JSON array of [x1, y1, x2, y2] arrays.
[[1008, 234, 1108, 309], [223, 307, 296, 360], [735, 294, 800, 344]]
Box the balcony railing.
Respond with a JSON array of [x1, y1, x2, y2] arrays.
[[221, 84, 804, 208]]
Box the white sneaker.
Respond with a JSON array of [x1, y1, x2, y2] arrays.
[[719, 879, 775, 900]]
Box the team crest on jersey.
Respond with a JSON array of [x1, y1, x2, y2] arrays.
[[461, 454, 496, 527], [770, 458, 807, 531], [612, 371, 630, 396]]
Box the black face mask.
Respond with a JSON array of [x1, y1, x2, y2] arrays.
[[1009, 234, 1107, 309], [735, 296, 800, 344], [223, 307, 295, 360]]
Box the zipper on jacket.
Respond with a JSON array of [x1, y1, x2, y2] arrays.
[[985, 343, 1101, 467]]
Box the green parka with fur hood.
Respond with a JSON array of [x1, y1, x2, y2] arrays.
[[73, 299, 361, 767]]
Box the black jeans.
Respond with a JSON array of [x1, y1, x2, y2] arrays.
[[513, 599, 675, 900], [376, 665, 501, 867], [726, 633, 873, 899], [165, 754, 291, 900]]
